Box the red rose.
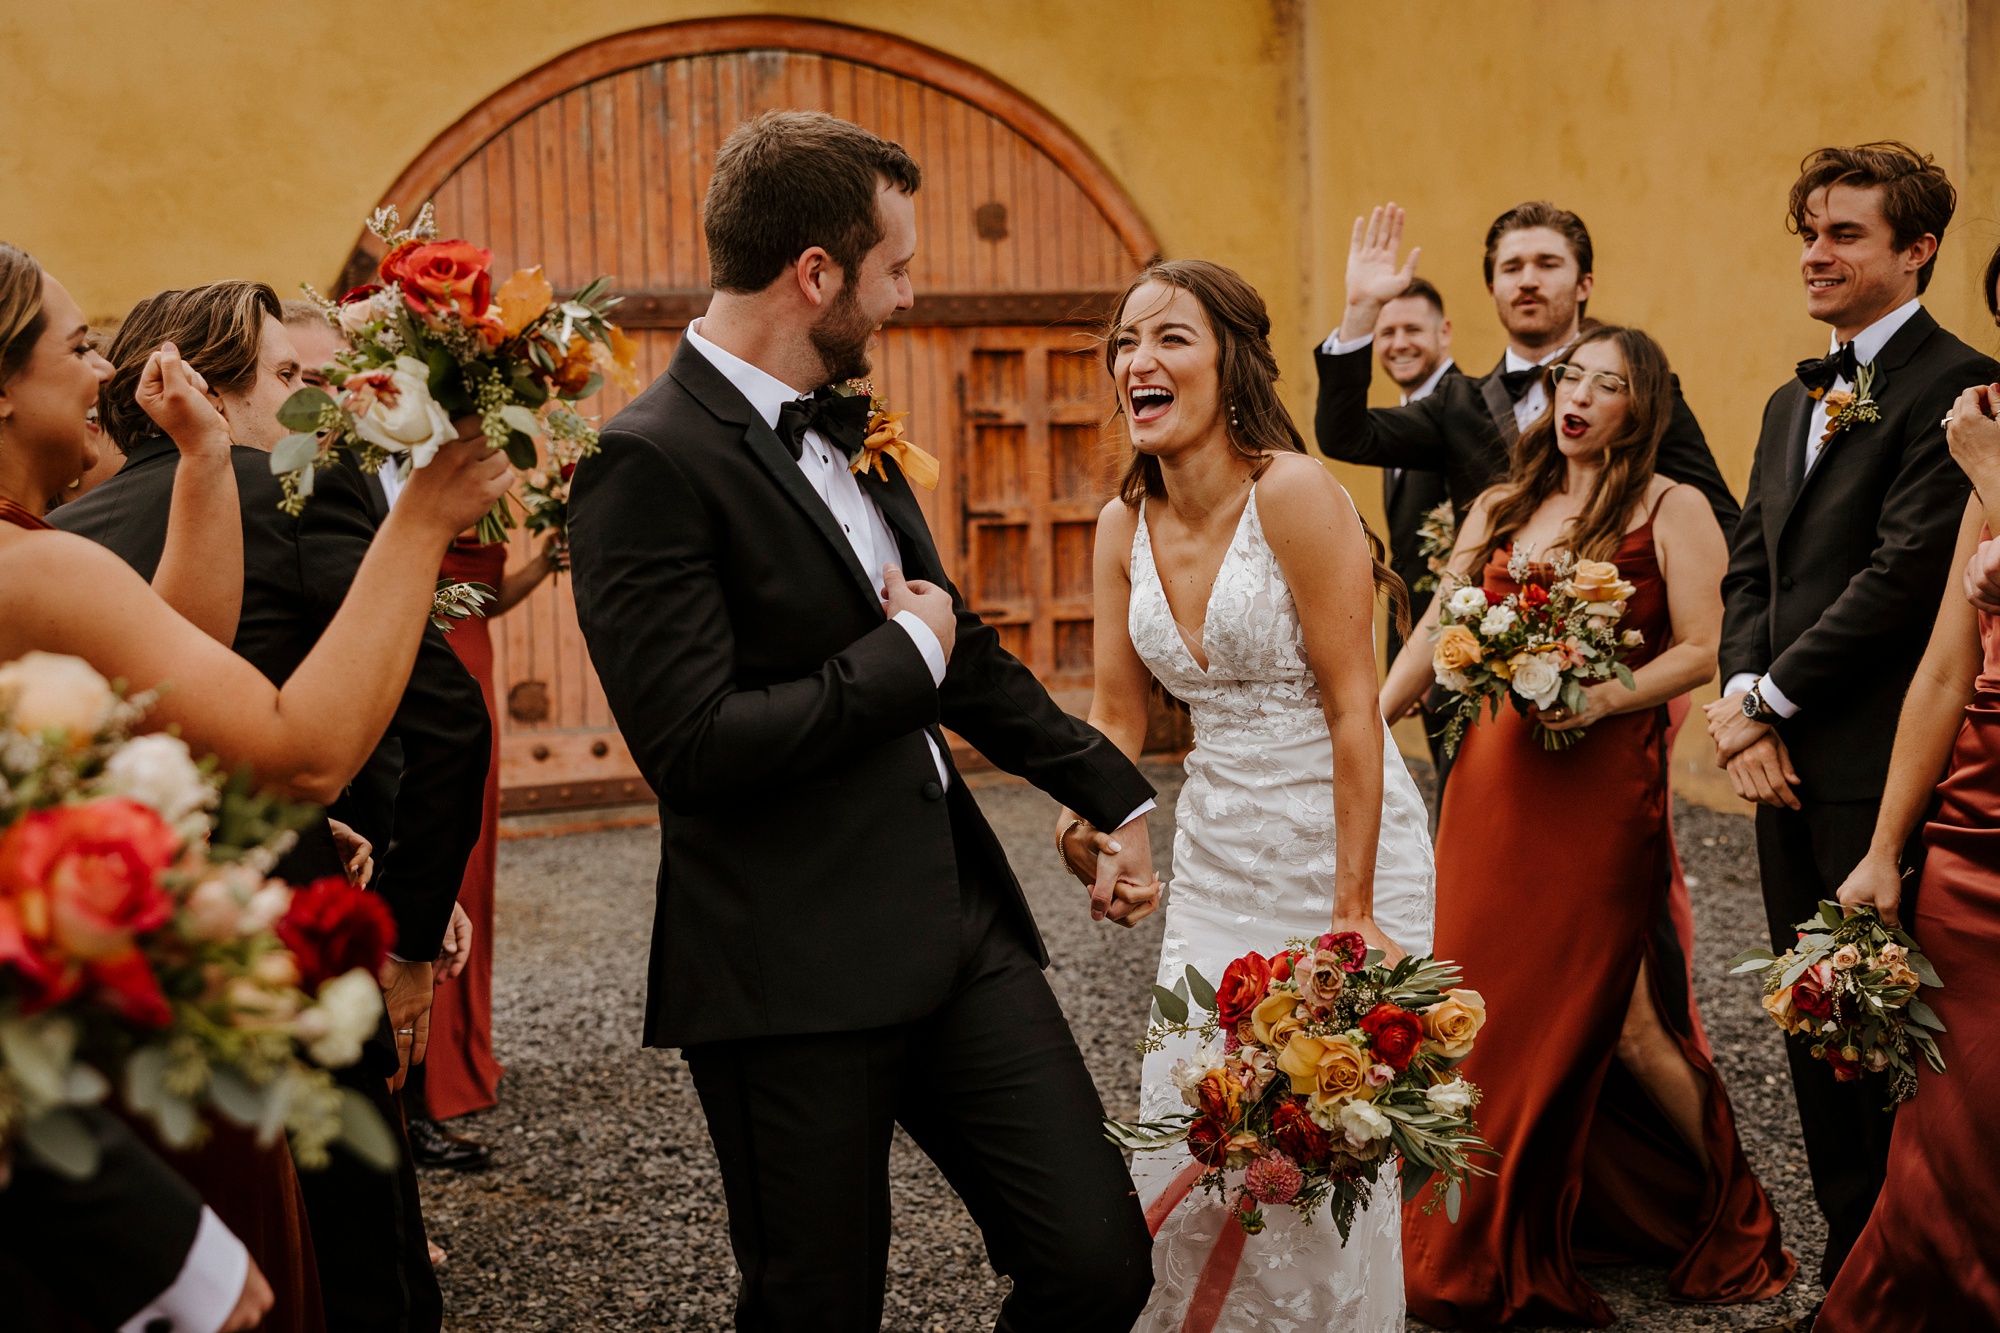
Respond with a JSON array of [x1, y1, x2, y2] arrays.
[[379, 239, 493, 322], [1823, 1046, 1863, 1082], [1314, 931, 1368, 972], [1359, 1003, 1426, 1072], [0, 798, 179, 1024], [1269, 949, 1298, 983], [1214, 952, 1272, 1029], [337, 282, 384, 305], [1792, 974, 1834, 1021], [1186, 1116, 1230, 1169], [1520, 584, 1550, 609], [559, 461, 577, 482], [1268, 1099, 1331, 1168], [277, 878, 396, 992]]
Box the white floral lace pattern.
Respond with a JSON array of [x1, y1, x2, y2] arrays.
[[1127, 491, 1435, 1333]]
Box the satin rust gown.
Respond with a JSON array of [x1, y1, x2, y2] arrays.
[[1404, 506, 1795, 1326], [424, 538, 507, 1120], [1819, 593, 2000, 1331]]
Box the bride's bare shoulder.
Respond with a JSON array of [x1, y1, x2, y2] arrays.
[[1253, 453, 1355, 532]]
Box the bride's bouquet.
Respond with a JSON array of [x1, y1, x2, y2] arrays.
[[270, 204, 639, 547], [0, 652, 398, 1184], [1430, 548, 1641, 755], [1106, 932, 1495, 1242], [1730, 902, 1944, 1107]]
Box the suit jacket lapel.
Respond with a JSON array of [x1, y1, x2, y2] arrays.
[[1479, 357, 1519, 447], [858, 463, 944, 579], [667, 341, 883, 611], [1781, 308, 1938, 526]]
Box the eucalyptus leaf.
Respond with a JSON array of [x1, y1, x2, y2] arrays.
[[1909, 952, 1943, 989], [0, 1015, 73, 1104], [1399, 1157, 1435, 1205], [499, 403, 543, 438], [1612, 661, 1637, 689], [62, 1062, 109, 1105], [502, 430, 538, 470], [337, 1088, 400, 1171], [276, 386, 336, 432], [21, 1109, 99, 1181], [1445, 1178, 1463, 1224], [1151, 984, 1189, 1026], [206, 1067, 265, 1127], [296, 462, 316, 500], [1184, 966, 1218, 1013], [270, 431, 320, 475], [1907, 998, 1947, 1032]]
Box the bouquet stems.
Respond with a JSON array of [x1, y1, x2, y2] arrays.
[[474, 496, 516, 547]]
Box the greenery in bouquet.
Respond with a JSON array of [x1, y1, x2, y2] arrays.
[[1730, 901, 1944, 1108], [1429, 546, 1641, 756], [271, 203, 639, 548], [1105, 932, 1496, 1243], [0, 652, 401, 1184], [1412, 499, 1457, 595]]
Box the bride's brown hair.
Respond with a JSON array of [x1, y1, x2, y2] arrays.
[[1104, 258, 1408, 635], [1476, 323, 1673, 571]]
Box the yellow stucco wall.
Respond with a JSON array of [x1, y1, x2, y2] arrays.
[[5, 0, 1990, 805]]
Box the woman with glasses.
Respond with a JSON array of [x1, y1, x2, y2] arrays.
[[1379, 326, 1793, 1325]]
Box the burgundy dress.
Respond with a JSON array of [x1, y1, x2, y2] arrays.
[[425, 538, 507, 1120], [1405, 508, 1795, 1326], [1819, 596, 2000, 1330]]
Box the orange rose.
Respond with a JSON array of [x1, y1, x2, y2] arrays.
[[1560, 559, 1635, 607], [1434, 625, 1483, 672], [1423, 988, 1487, 1059], [379, 238, 493, 322]]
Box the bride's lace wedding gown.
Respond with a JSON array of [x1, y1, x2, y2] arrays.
[[1127, 490, 1436, 1333]]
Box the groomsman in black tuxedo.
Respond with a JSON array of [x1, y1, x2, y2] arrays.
[[52, 283, 488, 1333], [569, 111, 1162, 1332], [1315, 201, 1739, 534], [1709, 141, 2000, 1294]]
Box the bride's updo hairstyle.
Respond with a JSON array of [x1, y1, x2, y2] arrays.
[[0, 243, 45, 387], [1104, 257, 1408, 633], [1476, 323, 1673, 570]]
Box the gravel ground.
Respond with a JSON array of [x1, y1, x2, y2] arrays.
[[423, 764, 1823, 1331]]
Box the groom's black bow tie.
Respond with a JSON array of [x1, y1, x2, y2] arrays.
[[775, 388, 872, 463], [1498, 366, 1542, 401], [1796, 342, 1860, 396]]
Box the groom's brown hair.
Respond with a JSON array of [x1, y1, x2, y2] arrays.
[[704, 111, 922, 294], [1788, 142, 1955, 293]]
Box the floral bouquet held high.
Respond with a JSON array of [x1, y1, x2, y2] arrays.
[[272, 204, 640, 547], [1430, 548, 1641, 756], [1730, 901, 1944, 1107], [1106, 932, 1495, 1247], [0, 651, 401, 1184]]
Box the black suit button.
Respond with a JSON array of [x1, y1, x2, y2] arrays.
[[1780, 575, 1794, 591], [921, 780, 944, 801]]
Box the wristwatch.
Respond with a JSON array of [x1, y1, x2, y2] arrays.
[[1741, 682, 1776, 723]]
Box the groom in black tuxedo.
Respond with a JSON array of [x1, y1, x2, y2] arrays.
[[1710, 142, 2000, 1292], [568, 111, 1162, 1332]]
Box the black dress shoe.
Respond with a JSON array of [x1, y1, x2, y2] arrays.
[[408, 1116, 493, 1171]]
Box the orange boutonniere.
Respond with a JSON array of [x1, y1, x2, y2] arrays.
[[835, 380, 939, 490], [1815, 362, 1882, 446]]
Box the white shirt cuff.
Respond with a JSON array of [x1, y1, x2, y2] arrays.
[[892, 610, 947, 686], [121, 1206, 249, 1333], [1757, 673, 1800, 718], [1320, 330, 1375, 357], [1112, 799, 1156, 829], [1723, 672, 1761, 699]]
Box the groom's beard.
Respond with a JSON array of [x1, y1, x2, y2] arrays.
[[811, 282, 875, 386]]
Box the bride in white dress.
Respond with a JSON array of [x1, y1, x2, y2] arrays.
[[1058, 260, 1435, 1331]]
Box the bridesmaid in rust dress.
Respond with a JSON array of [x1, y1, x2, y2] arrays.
[[1381, 325, 1793, 1326], [1819, 399, 2000, 1329]]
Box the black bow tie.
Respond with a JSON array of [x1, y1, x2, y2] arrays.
[[775, 388, 872, 463], [1499, 366, 1542, 401], [1796, 342, 1860, 396]]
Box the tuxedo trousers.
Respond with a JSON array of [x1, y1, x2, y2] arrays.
[[683, 806, 1153, 1333], [1755, 797, 1908, 1286]]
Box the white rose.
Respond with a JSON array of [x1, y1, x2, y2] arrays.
[[240, 884, 293, 934], [1506, 651, 1563, 710], [335, 300, 375, 335], [294, 969, 383, 1069], [1425, 1078, 1474, 1116], [1338, 1099, 1393, 1146], [1437, 667, 1472, 693], [1621, 629, 1644, 647], [344, 356, 455, 468], [1478, 605, 1518, 637], [1446, 586, 1489, 618], [1169, 1041, 1224, 1109], [0, 652, 116, 742], [1581, 600, 1626, 622], [100, 733, 214, 831]]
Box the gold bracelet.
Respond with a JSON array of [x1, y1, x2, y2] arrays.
[[1057, 816, 1093, 881]]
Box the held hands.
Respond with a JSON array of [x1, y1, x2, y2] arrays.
[[1836, 850, 1905, 928], [436, 901, 474, 982], [1964, 536, 2000, 615], [378, 957, 435, 1091], [1338, 204, 1421, 342], [882, 563, 956, 661], [1946, 383, 2000, 505], [1057, 811, 1163, 928], [396, 419, 514, 539], [1704, 690, 1772, 764], [1723, 732, 1801, 809], [136, 341, 231, 460]]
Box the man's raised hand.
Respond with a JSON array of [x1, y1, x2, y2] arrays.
[[1337, 204, 1422, 342], [882, 563, 956, 661]]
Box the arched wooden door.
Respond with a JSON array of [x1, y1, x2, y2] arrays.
[[365, 19, 1163, 812]]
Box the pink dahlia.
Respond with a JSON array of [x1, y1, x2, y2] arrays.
[[1244, 1152, 1303, 1206]]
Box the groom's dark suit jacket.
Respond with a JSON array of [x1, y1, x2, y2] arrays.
[[1721, 307, 1998, 802], [1314, 343, 1742, 535], [568, 340, 1155, 1050]]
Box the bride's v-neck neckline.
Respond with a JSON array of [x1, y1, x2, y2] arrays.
[[1140, 491, 1257, 676]]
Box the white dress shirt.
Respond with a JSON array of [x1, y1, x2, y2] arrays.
[[1322, 323, 1558, 431], [119, 1206, 250, 1333], [1401, 357, 1454, 407], [1723, 298, 1926, 717]]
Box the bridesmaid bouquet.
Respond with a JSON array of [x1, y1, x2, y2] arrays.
[[0, 652, 399, 1185], [1430, 547, 1641, 756], [1106, 933, 1496, 1243], [1412, 499, 1456, 594], [1730, 901, 1944, 1106], [272, 203, 639, 546]]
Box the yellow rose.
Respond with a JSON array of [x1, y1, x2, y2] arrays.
[[1761, 984, 1807, 1035], [1251, 992, 1306, 1053], [1424, 989, 1488, 1059], [0, 651, 117, 746], [1434, 624, 1484, 672], [1308, 1035, 1375, 1107], [1560, 559, 1636, 607], [1277, 1032, 1330, 1094]]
